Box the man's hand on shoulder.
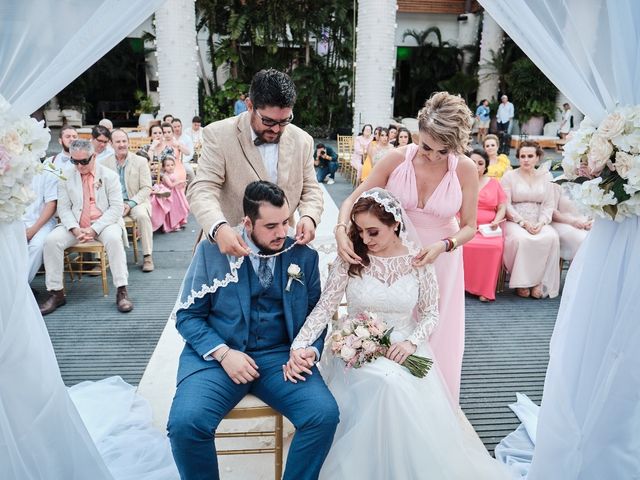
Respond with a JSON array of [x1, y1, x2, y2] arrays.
[[218, 349, 260, 384], [215, 224, 251, 256], [296, 216, 316, 245]]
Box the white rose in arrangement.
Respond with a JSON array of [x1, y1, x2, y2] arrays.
[[574, 178, 617, 218], [612, 131, 640, 154], [587, 134, 613, 176], [0, 130, 23, 155], [598, 111, 626, 139], [354, 325, 371, 339], [362, 339, 378, 354], [339, 345, 357, 361], [615, 193, 640, 220], [614, 151, 638, 179]]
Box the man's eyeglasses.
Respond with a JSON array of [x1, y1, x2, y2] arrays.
[[70, 157, 93, 166], [254, 109, 294, 127], [93, 137, 109, 144]]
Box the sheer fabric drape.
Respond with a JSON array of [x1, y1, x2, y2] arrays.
[[0, 0, 166, 116], [480, 2, 640, 479]]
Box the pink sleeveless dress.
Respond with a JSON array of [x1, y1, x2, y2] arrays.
[[386, 143, 465, 404]]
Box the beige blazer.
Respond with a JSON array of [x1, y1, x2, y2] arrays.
[[187, 111, 323, 235], [57, 163, 126, 241], [101, 152, 152, 216]]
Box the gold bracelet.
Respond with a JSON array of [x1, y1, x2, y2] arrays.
[[333, 222, 348, 234], [449, 237, 458, 251], [217, 347, 231, 363]]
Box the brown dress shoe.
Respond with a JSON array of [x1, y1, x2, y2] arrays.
[[39, 290, 66, 316], [116, 286, 134, 313], [142, 255, 154, 272]]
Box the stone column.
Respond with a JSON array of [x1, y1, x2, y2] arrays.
[[353, 0, 398, 133], [155, 0, 199, 121], [476, 12, 503, 104]]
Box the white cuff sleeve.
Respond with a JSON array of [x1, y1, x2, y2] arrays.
[[203, 343, 228, 361]]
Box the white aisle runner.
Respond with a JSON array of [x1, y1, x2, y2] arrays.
[[137, 185, 339, 479]]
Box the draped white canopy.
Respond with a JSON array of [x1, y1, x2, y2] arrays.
[[0, 0, 166, 116]]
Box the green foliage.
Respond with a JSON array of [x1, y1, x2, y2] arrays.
[[438, 72, 478, 106], [506, 57, 557, 123], [202, 78, 249, 124], [134, 90, 157, 115]]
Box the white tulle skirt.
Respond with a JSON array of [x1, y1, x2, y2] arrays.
[[319, 339, 517, 480], [496, 217, 640, 479], [0, 221, 178, 480]]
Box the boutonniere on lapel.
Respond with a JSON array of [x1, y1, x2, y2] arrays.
[[286, 263, 304, 292], [94, 178, 103, 191]]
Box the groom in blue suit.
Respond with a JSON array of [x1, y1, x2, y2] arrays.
[[168, 181, 339, 480]]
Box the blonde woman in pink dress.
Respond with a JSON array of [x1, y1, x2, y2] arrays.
[[502, 141, 560, 298], [335, 92, 478, 404]]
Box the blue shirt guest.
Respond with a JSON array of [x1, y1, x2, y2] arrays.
[[168, 181, 339, 480], [234, 93, 248, 115]]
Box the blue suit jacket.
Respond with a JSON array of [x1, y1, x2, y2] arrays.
[[175, 237, 324, 384]]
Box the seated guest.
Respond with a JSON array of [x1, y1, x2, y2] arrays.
[[23, 164, 58, 283], [171, 118, 195, 184], [98, 118, 114, 132], [184, 115, 203, 160], [49, 125, 78, 170], [161, 122, 188, 185], [462, 149, 507, 302], [388, 124, 398, 146], [314, 143, 338, 185], [550, 183, 592, 261], [395, 127, 412, 147], [483, 134, 512, 179], [361, 127, 391, 182], [102, 129, 155, 272], [502, 141, 560, 299], [151, 156, 189, 232], [162, 114, 174, 124], [91, 125, 114, 163], [352, 124, 373, 179], [39, 139, 133, 315]]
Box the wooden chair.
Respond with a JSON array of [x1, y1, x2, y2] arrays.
[[216, 394, 284, 480], [128, 136, 151, 152], [124, 216, 140, 264], [64, 241, 110, 296], [496, 265, 507, 294], [336, 135, 357, 185]]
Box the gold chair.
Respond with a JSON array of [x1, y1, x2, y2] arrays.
[[124, 216, 140, 264], [216, 394, 284, 480], [336, 135, 356, 185], [64, 241, 110, 296], [496, 265, 506, 294]]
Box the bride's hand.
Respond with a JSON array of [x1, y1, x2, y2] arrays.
[[385, 341, 417, 365], [336, 228, 361, 265], [412, 241, 446, 267], [283, 348, 315, 383]]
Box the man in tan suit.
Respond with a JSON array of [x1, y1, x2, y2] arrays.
[[39, 139, 133, 315], [188, 69, 323, 256], [102, 129, 155, 272]]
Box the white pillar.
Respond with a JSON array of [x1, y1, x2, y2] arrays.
[[476, 12, 503, 104], [353, 0, 397, 133], [155, 0, 199, 121]]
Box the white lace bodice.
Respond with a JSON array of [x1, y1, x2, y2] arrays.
[[291, 255, 439, 350]]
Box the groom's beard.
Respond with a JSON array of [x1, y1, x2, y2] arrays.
[[251, 233, 286, 255]]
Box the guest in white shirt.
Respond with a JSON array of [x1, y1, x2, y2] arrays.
[[558, 103, 574, 139], [98, 118, 114, 132], [496, 95, 515, 155], [23, 166, 58, 283], [171, 118, 195, 183], [184, 116, 203, 148], [92, 125, 114, 163], [50, 126, 78, 170]]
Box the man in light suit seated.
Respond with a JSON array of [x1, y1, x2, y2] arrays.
[[101, 129, 155, 272], [168, 181, 339, 480], [39, 139, 133, 315], [187, 68, 323, 256]]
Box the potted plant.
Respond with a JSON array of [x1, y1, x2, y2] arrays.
[[134, 90, 158, 128]]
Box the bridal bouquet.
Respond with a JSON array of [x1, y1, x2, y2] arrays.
[[560, 106, 640, 220], [0, 95, 50, 223], [330, 311, 433, 378]]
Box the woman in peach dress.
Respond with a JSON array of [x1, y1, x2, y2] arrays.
[[335, 92, 478, 404]]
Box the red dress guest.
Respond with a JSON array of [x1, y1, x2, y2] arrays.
[[463, 149, 506, 301]]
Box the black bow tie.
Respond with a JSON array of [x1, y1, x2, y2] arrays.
[[254, 137, 265, 146]]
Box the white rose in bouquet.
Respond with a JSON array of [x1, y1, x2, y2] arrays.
[[614, 151, 639, 179], [354, 325, 371, 339], [587, 134, 613, 176], [339, 345, 357, 361], [598, 111, 626, 139]]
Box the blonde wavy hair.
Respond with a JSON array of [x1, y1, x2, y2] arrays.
[[417, 92, 473, 154]]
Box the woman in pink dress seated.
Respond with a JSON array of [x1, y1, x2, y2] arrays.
[[463, 149, 507, 302], [502, 141, 560, 299], [151, 156, 190, 232], [335, 92, 478, 404], [352, 124, 374, 179], [550, 183, 592, 262]]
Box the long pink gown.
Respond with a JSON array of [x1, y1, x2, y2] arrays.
[[386, 143, 465, 404], [463, 178, 506, 301], [151, 172, 189, 232]]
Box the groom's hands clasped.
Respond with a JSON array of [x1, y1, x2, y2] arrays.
[[217, 349, 260, 384]]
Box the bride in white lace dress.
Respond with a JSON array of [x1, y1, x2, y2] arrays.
[[285, 188, 515, 479]]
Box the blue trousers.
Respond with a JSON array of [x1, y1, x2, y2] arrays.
[[168, 349, 339, 480], [315, 161, 338, 182]]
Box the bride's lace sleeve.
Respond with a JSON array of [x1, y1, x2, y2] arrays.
[[291, 257, 350, 350], [407, 263, 439, 346]]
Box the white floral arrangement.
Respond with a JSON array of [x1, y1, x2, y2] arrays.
[[561, 106, 640, 220], [0, 95, 51, 223]]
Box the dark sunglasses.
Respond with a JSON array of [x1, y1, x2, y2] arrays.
[[254, 109, 294, 127], [71, 157, 93, 166]]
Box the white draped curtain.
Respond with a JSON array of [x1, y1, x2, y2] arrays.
[[479, 0, 640, 124], [0, 0, 166, 116]]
